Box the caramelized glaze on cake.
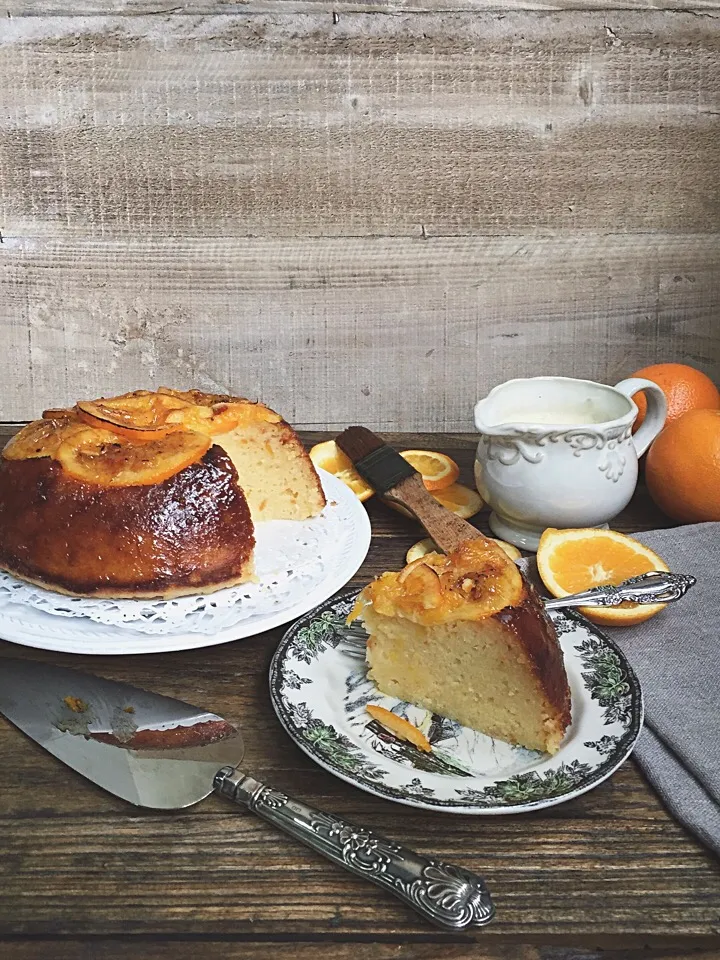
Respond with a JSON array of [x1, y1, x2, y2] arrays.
[[0, 389, 325, 598], [0, 446, 255, 598]]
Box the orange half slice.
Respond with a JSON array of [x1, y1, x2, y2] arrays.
[[75, 392, 194, 441], [536, 527, 670, 626]]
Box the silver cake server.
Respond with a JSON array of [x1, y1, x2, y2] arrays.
[[0, 657, 494, 931]]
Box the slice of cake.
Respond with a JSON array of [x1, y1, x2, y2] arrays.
[[352, 538, 571, 754]]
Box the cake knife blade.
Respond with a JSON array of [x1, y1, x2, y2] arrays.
[[0, 657, 495, 931]]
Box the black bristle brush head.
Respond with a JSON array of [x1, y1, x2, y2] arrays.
[[336, 426, 417, 495]]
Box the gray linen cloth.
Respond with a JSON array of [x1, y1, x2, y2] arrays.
[[607, 523, 720, 855], [533, 522, 720, 855]]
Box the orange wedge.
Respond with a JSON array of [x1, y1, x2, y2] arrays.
[[406, 536, 521, 564], [399, 450, 460, 492], [309, 440, 374, 502], [536, 527, 670, 626], [366, 705, 432, 753], [54, 428, 211, 487]]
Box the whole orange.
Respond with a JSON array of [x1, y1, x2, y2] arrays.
[[631, 362, 720, 430], [645, 408, 720, 522]]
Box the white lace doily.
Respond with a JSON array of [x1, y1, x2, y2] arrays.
[[0, 471, 366, 637]]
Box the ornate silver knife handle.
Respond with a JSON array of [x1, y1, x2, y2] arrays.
[[543, 571, 696, 610], [214, 767, 494, 931]]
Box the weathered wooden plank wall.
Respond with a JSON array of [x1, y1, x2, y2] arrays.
[[1, 10, 719, 428]]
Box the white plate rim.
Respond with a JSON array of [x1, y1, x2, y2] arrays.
[[0, 470, 371, 656], [269, 588, 644, 815]]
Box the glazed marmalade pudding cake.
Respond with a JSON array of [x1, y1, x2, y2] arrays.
[[352, 538, 571, 754], [0, 388, 325, 598]]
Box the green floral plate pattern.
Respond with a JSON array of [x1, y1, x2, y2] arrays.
[[269, 590, 643, 814]]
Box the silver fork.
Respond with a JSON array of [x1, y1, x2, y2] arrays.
[[339, 571, 695, 658]]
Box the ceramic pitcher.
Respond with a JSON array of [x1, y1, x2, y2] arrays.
[[473, 376, 667, 550]]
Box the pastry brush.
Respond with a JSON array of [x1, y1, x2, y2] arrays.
[[335, 426, 488, 554]]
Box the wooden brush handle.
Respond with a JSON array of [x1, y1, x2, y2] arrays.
[[384, 474, 488, 554]]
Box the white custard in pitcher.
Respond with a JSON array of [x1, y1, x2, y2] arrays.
[[494, 408, 607, 426], [485, 390, 615, 427]]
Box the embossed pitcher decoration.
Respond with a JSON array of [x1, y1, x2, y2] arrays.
[[473, 377, 667, 550]]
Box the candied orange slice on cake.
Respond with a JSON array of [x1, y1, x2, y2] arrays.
[[366, 705, 432, 753], [3, 417, 88, 460], [42, 407, 76, 420], [158, 388, 282, 435], [399, 450, 460, 492], [537, 527, 671, 626], [76, 391, 192, 441], [54, 428, 211, 487], [309, 440, 374, 502], [406, 536, 521, 564]]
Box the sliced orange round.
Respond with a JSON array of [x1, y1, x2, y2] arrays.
[[406, 536, 520, 564], [165, 399, 281, 435], [42, 407, 75, 420], [76, 403, 180, 442], [366, 705, 432, 753], [536, 527, 670, 626], [399, 450, 460, 492], [54, 428, 211, 487], [3, 417, 87, 460], [76, 392, 194, 440], [388, 481, 484, 520], [432, 482, 484, 519], [309, 440, 374, 502]]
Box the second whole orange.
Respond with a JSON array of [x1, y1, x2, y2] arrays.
[[645, 408, 720, 523]]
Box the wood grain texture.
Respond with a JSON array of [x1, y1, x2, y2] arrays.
[[7, 0, 720, 13], [0, 429, 718, 955], [4, 947, 720, 960], [1, 235, 718, 426], [1, 14, 719, 238]]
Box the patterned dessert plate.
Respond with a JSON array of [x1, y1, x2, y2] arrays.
[[270, 590, 643, 814]]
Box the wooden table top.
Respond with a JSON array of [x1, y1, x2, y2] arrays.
[[1, 428, 719, 960]]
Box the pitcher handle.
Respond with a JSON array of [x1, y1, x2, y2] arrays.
[[614, 378, 667, 456]]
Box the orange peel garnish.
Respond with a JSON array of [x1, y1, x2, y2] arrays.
[[366, 705, 432, 752]]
